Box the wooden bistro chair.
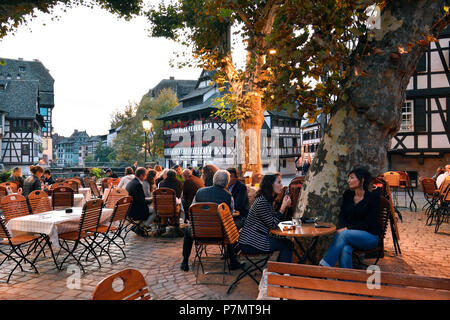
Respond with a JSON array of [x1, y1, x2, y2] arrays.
[[27, 190, 52, 214], [153, 188, 182, 237], [101, 178, 110, 193], [0, 217, 49, 283], [426, 177, 450, 226], [88, 196, 133, 262], [51, 186, 74, 210], [105, 188, 129, 209], [188, 202, 228, 285], [353, 196, 391, 267], [0, 186, 8, 203], [49, 182, 72, 190], [108, 178, 121, 188], [92, 268, 150, 300], [397, 171, 417, 211], [421, 178, 439, 214], [287, 177, 304, 219], [218, 203, 272, 295], [57, 199, 103, 273]]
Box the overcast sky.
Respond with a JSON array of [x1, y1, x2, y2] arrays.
[[0, 3, 203, 137]]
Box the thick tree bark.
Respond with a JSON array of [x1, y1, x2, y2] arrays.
[[294, 0, 448, 262]]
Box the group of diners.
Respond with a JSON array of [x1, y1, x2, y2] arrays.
[[118, 161, 382, 271]]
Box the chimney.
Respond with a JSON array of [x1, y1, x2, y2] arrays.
[[169, 76, 175, 80]]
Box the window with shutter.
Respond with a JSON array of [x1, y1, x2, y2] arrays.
[[414, 98, 426, 132]]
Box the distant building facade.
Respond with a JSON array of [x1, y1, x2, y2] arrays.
[[145, 76, 197, 100], [54, 130, 103, 167]]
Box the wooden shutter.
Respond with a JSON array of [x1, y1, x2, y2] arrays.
[[414, 98, 426, 132], [416, 53, 426, 72]]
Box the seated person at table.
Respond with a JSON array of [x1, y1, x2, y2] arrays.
[[238, 173, 293, 263], [226, 167, 249, 230], [181, 169, 204, 216], [436, 164, 450, 188], [43, 169, 55, 185], [172, 164, 185, 184], [126, 167, 156, 237], [180, 170, 242, 271], [155, 168, 168, 187], [142, 169, 157, 198], [159, 169, 183, 199], [319, 168, 381, 269], [106, 168, 118, 179], [118, 167, 135, 189], [201, 164, 218, 187], [21, 165, 44, 197], [9, 167, 24, 189]]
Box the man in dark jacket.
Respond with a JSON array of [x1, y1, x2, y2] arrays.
[[180, 170, 243, 271], [181, 169, 204, 214], [106, 168, 118, 179], [226, 167, 249, 230], [159, 169, 183, 198], [126, 167, 154, 237]]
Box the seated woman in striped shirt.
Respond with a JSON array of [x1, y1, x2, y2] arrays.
[[238, 173, 293, 263]]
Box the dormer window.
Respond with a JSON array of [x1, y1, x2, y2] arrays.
[[0, 84, 5, 91], [19, 66, 25, 73]]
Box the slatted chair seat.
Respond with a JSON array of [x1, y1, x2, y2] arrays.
[[91, 268, 151, 300], [27, 190, 52, 214], [57, 199, 103, 273], [51, 186, 74, 210], [0, 234, 41, 246], [189, 202, 227, 284], [218, 202, 272, 294]]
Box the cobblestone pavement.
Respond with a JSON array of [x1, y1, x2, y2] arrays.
[[0, 190, 448, 300]]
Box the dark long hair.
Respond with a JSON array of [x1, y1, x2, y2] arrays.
[[145, 169, 157, 193], [348, 168, 371, 191], [256, 172, 281, 203], [202, 164, 218, 187]]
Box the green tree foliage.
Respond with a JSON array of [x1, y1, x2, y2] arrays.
[[111, 88, 178, 163], [0, 0, 143, 39], [93, 142, 116, 162]]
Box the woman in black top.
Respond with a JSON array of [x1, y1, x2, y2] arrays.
[[319, 168, 381, 269], [238, 173, 293, 263], [22, 165, 44, 197]]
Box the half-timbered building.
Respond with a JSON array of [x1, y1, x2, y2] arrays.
[[158, 70, 302, 174], [389, 26, 450, 182]]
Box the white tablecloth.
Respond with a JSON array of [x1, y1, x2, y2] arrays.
[[6, 207, 114, 249], [79, 188, 92, 201], [48, 193, 85, 208]]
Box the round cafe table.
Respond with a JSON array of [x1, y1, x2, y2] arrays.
[[270, 222, 336, 264]]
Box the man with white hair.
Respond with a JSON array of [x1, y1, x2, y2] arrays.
[[436, 164, 450, 188], [180, 170, 242, 272]]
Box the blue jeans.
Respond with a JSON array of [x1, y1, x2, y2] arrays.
[[320, 229, 378, 269], [240, 237, 293, 263]]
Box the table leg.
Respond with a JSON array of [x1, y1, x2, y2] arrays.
[[292, 237, 319, 265]]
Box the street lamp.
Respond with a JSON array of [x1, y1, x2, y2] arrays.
[[142, 114, 152, 163]]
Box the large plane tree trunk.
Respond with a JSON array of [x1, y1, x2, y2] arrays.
[[294, 0, 449, 262]]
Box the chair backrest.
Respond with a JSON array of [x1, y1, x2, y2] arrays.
[[442, 184, 450, 203], [0, 186, 8, 201], [438, 176, 450, 196], [65, 179, 80, 193], [51, 186, 74, 209], [105, 188, 129, 209], [110, 196, 133, 223], [153, 188, 178, 218], [101, 178, 110, 191], [27, 190, 51, 214], [89, 180, 102, 198], [91, 268, 150, 300], [288, 177, 304, 215], [50, 182, 72, 190], [0, 182, 18, 193], [189, 202, 223, 241], [83, 177, 92, 188], [217, 202, 239, 245], [79, 199, 103, 232], [0, 194, 30, 220], [421, 178, 438, 197], [396, 171, 409, 186], [54, 178, 65, 183], [383, 171, 400, 188]]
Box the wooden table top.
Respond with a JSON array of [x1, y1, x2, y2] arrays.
[[270, 222, 336, 238]]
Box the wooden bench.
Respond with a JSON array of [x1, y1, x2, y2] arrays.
[[267, 261, 450, 300]]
